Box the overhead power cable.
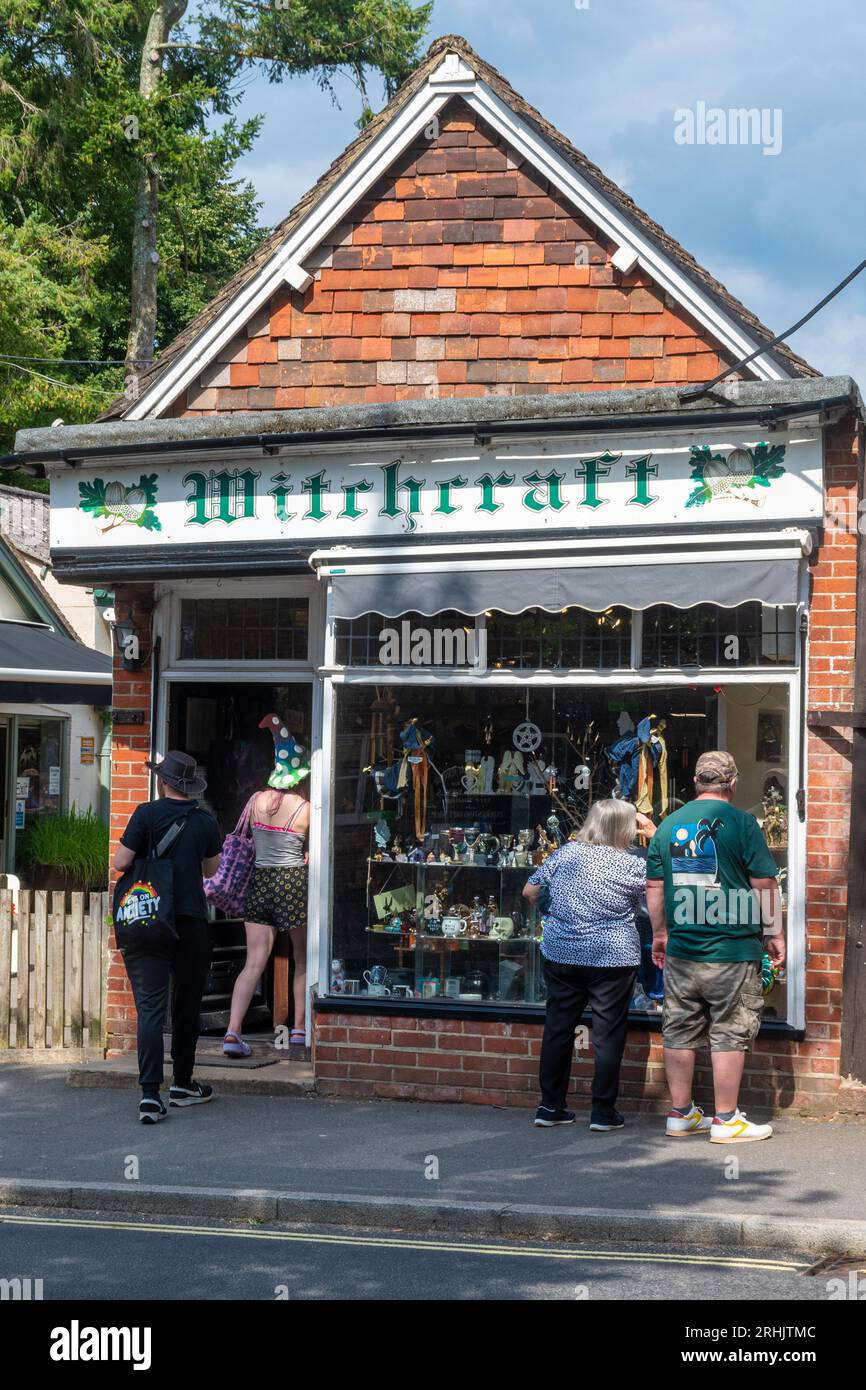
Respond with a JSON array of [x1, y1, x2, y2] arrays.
[[680, 255, 866, 400]]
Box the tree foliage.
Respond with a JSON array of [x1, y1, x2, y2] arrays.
[[0, 0, 431, 455]]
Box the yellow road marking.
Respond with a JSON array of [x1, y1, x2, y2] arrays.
[[0, 1212, 809, 1272]]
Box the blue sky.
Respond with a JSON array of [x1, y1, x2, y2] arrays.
[[223, 0, 866, 386]]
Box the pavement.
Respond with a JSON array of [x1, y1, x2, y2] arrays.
[[1, 1063, 865, 1256]]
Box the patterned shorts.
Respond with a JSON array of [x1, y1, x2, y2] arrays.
[[663, 956, 764, 1052], [244, 866, 308, 933]]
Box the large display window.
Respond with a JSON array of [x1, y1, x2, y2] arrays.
[[328, 665, 793, 1019]]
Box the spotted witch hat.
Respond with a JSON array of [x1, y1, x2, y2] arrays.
[[259, 713, 311, 790]]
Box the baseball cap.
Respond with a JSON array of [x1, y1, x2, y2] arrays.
[[694, 750, 738, 788]]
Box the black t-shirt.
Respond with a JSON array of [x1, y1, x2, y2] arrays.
[[120, 798, 222, 921]]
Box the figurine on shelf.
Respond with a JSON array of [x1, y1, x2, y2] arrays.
[[407, 842, 426, 863], [373, 818, 391, 854], [480, 754, 496, 794], [760, 777, 788, 848], [525, 755, 548, 796], [431, 883, 448, 919], [545, 813, 562, 849]]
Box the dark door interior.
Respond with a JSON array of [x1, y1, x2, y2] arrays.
[[168, 681, 313, 1033]]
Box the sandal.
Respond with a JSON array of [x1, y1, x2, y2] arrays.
[[289, 1028, 306, 1046], [223, 1031, 252, 1058]]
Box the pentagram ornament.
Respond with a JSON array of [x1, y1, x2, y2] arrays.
[[512, 721, 542, 753]]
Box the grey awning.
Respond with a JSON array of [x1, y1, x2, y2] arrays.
[[0, 620, 111, 704], [325, 553, 803, 620]]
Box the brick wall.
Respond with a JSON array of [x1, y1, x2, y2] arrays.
[[106, 586, 154, 1055], [312, 1015, 849, 1113], [173, 99, 735, 416]]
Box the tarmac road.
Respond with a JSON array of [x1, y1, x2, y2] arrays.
[[0, 1207, 842, 1302]]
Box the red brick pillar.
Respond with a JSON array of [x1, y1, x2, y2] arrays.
[[106, 586, 156, 1056], [800, 413, 860, 1104]]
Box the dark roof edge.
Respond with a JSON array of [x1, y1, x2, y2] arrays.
[[7, 377, 862, 467]]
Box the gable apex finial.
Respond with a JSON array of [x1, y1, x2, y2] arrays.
[[430, 50, 476, 90]]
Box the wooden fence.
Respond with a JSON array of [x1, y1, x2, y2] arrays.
[[0, 890, 109, 1056]]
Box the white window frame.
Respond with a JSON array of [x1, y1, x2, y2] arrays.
[[160, 575, 323, 675]]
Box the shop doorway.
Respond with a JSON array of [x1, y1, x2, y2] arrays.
[[167, 681, 313, 1035]]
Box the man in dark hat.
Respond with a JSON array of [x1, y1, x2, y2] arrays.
[[114, 751, 223, 1123]]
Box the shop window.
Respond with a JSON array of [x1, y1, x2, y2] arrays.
[[640, 604, 796, 669], [485, 607, 632, 671], [334, 606, 632, 670], [178, 596, 309, 662], [328, 682, 791, 1017]]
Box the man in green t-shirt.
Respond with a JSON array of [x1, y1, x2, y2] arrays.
[[646, 751, 785, 1144]]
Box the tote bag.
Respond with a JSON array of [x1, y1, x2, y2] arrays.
[[113, 814, 190, 951], [203, 794, 256, 918]]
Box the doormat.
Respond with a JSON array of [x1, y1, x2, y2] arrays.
[[195, 1055, 280, 1070]]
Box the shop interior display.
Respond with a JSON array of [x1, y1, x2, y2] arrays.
[[330, 682, 790, 1013]]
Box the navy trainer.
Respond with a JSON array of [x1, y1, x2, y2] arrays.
[[534, 1105, 576, 1127]]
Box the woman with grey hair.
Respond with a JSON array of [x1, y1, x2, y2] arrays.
[[523, 799, 656, 1132]]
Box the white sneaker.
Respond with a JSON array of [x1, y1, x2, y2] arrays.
[[665, 1103, 712, 1137], [709, 1109, 773, 1143]]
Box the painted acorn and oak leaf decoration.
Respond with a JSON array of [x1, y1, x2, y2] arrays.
[[685, 443, 787, 509], [78, 474, 161, 532]]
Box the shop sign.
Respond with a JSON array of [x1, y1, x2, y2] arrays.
[[50, 428, 823, 552], [80, 736, 96, 765]]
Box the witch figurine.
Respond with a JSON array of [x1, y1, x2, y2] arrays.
[[399, 716, 434, 840]]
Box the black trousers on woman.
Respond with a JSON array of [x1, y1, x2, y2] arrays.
[[539, 959, 637, 1115]]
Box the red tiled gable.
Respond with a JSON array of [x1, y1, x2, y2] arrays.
[[172, 101, 735, 416]]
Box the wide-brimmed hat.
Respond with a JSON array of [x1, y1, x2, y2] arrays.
[[146, 750, 207, 797]]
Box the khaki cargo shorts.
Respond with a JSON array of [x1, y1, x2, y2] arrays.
[[662, 956, 763, 1052]]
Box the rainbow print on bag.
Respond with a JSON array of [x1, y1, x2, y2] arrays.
[[115, 879, 161, 926]]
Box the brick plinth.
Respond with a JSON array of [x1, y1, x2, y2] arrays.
[[312, 1013, 845, 1114]]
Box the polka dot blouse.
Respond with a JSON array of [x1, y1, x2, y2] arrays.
[[527, 840, 647, 968]]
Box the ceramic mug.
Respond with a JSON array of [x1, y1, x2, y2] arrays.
[[367, 984, 391, 997], [442, 916, 466, 938], [364, 966, 389, 987]]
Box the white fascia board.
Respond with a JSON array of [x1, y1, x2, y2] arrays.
[[126, 81, 451, 421], [315, 545, 806, 578], [129, 59, 789, 422], [467, 80, 790, 383], [310, 528, 813, 569]]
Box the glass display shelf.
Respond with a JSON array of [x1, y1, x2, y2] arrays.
[[359, 857, 545, 1004]]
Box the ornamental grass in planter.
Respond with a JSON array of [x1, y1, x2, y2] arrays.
[[19, 807, 109, 894]]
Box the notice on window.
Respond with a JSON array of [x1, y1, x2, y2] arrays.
[[49, 765, 61, 795], [14, 799, 25, 830], [15, 777, 29, 799], [80, 737, 95, 765]]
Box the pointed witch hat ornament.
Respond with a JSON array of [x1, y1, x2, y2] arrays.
[[259, 713, 311, 790]]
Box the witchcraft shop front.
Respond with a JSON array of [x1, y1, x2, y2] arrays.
[[34, 383, 850, 1109]]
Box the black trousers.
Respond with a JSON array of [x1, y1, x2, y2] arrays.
[[539, 958, 637, 1115], [122, 917, 212, 1093]]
